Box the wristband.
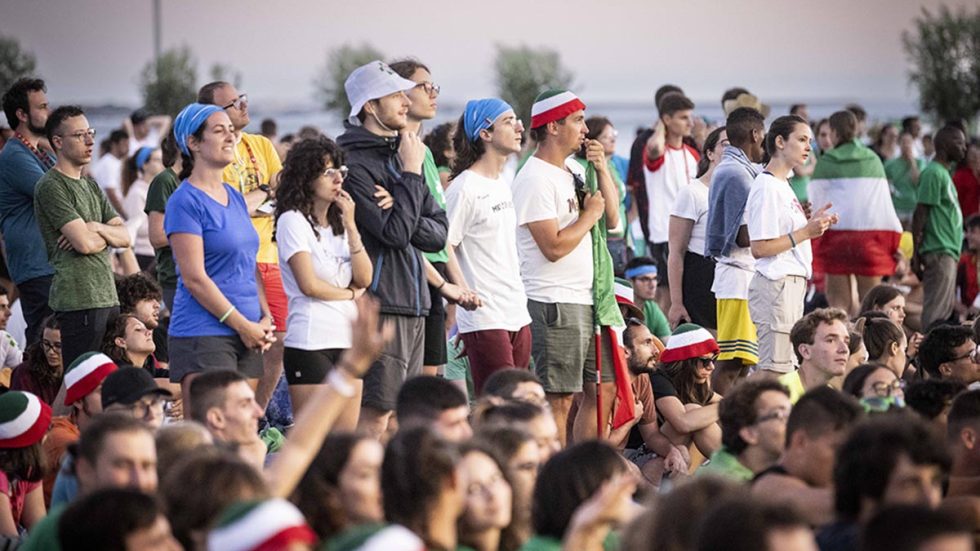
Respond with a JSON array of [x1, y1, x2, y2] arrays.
[[350, 246, 364, 255], [787, 231, 797, 249], [327, 368, 356, 397], [219, 306, 236, 324], [349, 288, 355, 300], [437, 280, 447, 290]]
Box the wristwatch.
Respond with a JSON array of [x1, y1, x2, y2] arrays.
[[258, 184, 272, 198]]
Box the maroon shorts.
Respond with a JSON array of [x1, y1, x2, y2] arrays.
[[460, 325, 532, 395]]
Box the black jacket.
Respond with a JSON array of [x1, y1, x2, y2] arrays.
[[337, 125, 448, 316]]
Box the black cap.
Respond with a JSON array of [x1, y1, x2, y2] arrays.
[[101, 368, 172, 409]]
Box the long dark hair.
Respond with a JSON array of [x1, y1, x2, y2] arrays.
[[575, 116, 613, 159], [764, 115, 808, 158], [696, 126, 727, 178], [0, 442, 46, 482], [102, 313, 140, 366], [663, 358, 713, 405], [274, 136, 346, 239], [291, 433, 372, 541], [178, 122, 210, 181], [450, 114, 489, 181], [457, 441, 520, 551], [26, 315, 61, 387]]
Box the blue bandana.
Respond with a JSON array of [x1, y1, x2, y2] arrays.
[[173, 103, 222, 156], [625, 265, 658, 279], [134, 146, 155, 172], [462, 98, 512, 142]]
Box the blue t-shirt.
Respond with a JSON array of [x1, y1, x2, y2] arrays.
[[0, 140, 55, 283], [164, 182, 261, 337]]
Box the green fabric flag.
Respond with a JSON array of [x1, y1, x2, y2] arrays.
[[586, 163, 624, 328]]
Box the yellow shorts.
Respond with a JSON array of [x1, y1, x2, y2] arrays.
[[716, 299, 759, 365]]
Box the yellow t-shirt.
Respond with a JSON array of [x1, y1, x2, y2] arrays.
[[778, 370, 806, 404], [222, 133, 283, 264]]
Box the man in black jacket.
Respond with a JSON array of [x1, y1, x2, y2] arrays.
[[338, 60, 448, 437]]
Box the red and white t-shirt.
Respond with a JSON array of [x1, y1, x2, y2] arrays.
[[643, 143, 700, 244]]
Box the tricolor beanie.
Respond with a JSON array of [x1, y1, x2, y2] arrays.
[[0, 392, 52, 449], [208, 499, 317, 551], [64, 352, 118, 406], [530, 89, 586, 129], [660, 324, 719, 363]]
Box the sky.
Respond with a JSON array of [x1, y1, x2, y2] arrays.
[[2, 0, 972, 111]]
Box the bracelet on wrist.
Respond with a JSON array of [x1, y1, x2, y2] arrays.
[[326, 368, 356, 397], [219, 306, 237, 324], [788, 231, 798, 248], [437, 280, 447, 290]]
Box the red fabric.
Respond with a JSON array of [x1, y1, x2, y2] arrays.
[[529, 98, 587, 129], [953, 167, 980, 219], [958, 253, 979, 307], [460, 326, 532, 395], [0, 471, 40, 527], [0, 400, 51, 449], [253, 525, 317, 551], [812, 229, 901, 276], [258, 262, 289, 331], [682, 143, 702, 162], [642, 148, 665, 172], [64, 361, 117, 406], [605, 326, 637, 430]]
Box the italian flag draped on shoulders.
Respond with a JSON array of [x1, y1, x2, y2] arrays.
[[808, 139, 902, 276]]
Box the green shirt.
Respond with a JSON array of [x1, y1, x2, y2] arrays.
[[789, 155, 813, 202], [778, 370, 806, 404], [697, 447, 754, 482], [885, 156, 926, 218], [143, 167, 180, 288], [642, 300, 671, 339], [422, 147, 449, 264], [917, 161, 963, 259], [519, 532, 619, 551], [21, 504, 63, 551], [34, 171, 119, 311]]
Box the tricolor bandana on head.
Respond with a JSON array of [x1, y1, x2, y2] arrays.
[[0, 391, 52, 449], [530, 89, 586, 129], [661, 323, 719, 364]]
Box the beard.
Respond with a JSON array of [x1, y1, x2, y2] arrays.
[[628, 359, 656, 376]]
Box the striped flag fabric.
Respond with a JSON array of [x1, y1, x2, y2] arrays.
[[808, 140, 902, 276]]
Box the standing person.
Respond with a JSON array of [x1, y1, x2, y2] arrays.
[[884, 132, 927, 229], [121, 146, 163, 271], [704, 107, 766, 395], [912, 125, 968, 329], [336, 61, 448, 438], [667, 126, 727, 329], [953, 141, 979, 219], [164, 103, 275, 416], [445, 98, 532, 393], [809, 110, 902, 317], [747, 115, 838, 375], [197, 81, 286, 413], [624, 257, 671, 340], [144, 134, 183, 311], [641, 94, 700, 312], [511, 89, 622, 445], [575, 117, 631, 273], [274, 136, 371, 426], [35, 106, 130, 368], [124, 108, 170, 154], [88, 129, 129, 218], [0, 78, 54, 346]]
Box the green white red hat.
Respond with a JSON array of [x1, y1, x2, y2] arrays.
[[614, 278, 645, 321], [530, 89, 586, 128], [660, 324, 719, 363], [64, 352, 118, 406], [208, 498, 316, 551], [0, 391, 51, 448]]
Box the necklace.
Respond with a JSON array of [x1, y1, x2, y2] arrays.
[[14, 132, 54, 170]]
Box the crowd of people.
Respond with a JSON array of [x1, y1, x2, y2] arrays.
[[0, 55, 976, 550]]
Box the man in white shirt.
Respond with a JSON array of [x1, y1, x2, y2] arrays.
[[89, 129, 129, 217]]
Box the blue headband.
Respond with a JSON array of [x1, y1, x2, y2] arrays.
[[462, 98, 512, 142], [134, 147, 155, 172], [625, 265, 658, 279], [173, 103, 223, 156]]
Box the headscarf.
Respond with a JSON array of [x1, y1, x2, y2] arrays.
[[462, 98, 512, 142], [134, 146, 155, 172], [173, 103, 222, 156]]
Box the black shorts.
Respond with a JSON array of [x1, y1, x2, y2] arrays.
[[168, 335, 263, 383], [423, 262, 448, 365], [283, 347, 343, 385], [647, 242, 670, 288], [682, 251, 717, 329]]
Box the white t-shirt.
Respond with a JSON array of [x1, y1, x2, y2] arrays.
[[712, 210, 756, 300], [512, 156, 593, 304], [129, 128, 163, 156], [123, 179, 153, 256], [670, 178, 710, 256], [90, 153, 122, 194], [276, 210, 356, 350], [445, 170, 532, 333], [643, 144, 699, 244], [747, 172, 812, 280]]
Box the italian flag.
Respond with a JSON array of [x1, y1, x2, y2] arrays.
[[808, 140, 902, 276]]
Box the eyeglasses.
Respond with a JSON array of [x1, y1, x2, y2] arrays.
[[41, 339, 62, 352], [695, 355, 718, 367], [950, 348, 978, 363], [110, 396, 166, 419], [222, 93, 248, 111], [323, 165, 349, 180], [57, 129, 96, 142], [754, 408, 790, 425], [415, 82, 441, 96], [870, 379, 906, 397]]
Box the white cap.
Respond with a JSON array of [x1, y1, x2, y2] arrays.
[[345, 60, 417, 125]]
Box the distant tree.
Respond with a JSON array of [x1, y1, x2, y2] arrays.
[[902, 5, 980, 127], [139, 46, 197, 118], [314, 43, 384, 118], [209, 62, 242, 89], [0, 34, 38, 96], [493, 44, 575, 127]]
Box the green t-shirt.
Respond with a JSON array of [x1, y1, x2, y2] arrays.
[[34, 170, 119, 311], [642, 300, 671, 339], [574, 157, 628, 238], [143, 167, 180, 288], [519, 532, 619, 551], [885, 156, 926, 218], [778, 370, 806, 404], [788, 155, 813, 202], [422, 147, 449, 264], [697, 447, 754, 482], [917, 161, 963, 259], [21, 503, 63, 551]]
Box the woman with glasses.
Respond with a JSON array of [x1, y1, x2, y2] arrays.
[[9, 315, 61, 405], [274, 136, 371, 423], [651, 323, 723, 461], [842, 363, 905, 411]]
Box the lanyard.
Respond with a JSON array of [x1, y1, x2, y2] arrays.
[[234, 137, 262, 194], [14, 133, 54, 171]]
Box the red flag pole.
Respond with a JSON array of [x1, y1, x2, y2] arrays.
[[595, 324, 603, 438]]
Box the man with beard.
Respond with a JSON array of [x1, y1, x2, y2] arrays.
[[0, 78, 55, 346]]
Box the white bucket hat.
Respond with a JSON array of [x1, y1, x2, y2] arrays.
[[345, 60, 418, 125]]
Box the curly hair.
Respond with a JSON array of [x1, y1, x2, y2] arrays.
[[274, 136, 345, 240], [423, 122, 455, 169], [116, 273, 162, 314], [450, 114, 489, 181]]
